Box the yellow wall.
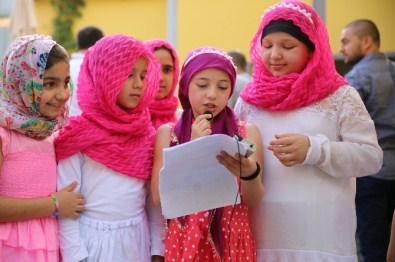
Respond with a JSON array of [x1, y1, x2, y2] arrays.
[[35, 0, 395, 62], [328, 0, 395, 53]]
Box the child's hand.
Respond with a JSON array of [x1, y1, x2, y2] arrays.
[[56, 181, 84, 219], [217, 151, 257, 178], [268, 133, 310, 167], [191, 113, 212, 140]]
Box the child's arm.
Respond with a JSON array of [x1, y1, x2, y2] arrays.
[[217, 123, 264, 206], [0, 181, 82, 222], [57, 153, 89, 262], [145, 182, 165, 260], [0, 138, 84, 222], [151, 124, 171, 207]]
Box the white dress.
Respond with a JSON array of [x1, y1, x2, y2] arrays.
[[57, 153, 164, 262], [235, 85, 383, 262]]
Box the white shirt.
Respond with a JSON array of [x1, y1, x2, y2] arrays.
[[57, 153, 164, 261], [235, 85, 383, 262]]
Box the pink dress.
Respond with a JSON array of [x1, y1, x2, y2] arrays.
[[165, 203, 256, 261], [164, 122, 256, 261], [0, 127, 59, 262]]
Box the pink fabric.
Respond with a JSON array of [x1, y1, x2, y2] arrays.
[[0, 126, 59, 261], [145, 39, 179, 129], [240, 0, 347, 111], [55, 35, 160, 180]]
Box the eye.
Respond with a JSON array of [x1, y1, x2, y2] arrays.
[[219, 85, 229, 90], [197, 84, 208, 88], [43, 81, 55, 88], [163, 66, 173, 74], [284, 46, 293, 50], [140, 72, 147, 81]]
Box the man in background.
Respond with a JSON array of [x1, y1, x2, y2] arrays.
[[340, 19, 395, 262], [227, 50, 252, 108], [69, 26, 104, 116]]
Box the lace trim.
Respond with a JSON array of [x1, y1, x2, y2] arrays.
[[264, 2, 314, 24], [238, 85, 371, 122], [183, 47, 237, 70]]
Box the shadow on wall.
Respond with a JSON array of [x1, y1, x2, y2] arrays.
[[334, 52, 395, 76]]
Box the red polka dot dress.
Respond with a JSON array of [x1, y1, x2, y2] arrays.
[[164, 202, 256, 261]]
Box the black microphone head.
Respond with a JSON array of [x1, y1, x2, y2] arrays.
[[203, 111, 213, 120]]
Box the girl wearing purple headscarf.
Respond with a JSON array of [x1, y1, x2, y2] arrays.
[[151, 47, 264, 261], [235, 1, 382, 261]]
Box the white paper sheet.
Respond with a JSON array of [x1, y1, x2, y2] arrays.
[[159, 134, 250, 219]]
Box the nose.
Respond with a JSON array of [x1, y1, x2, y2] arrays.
[[271, 46, 282, 59], [206, 86, 216, 100], [56, 85, 71, 101], [339, 45, 344, 54], [133, 77, 143, 89]]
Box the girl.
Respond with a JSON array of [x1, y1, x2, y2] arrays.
[[152, 46, 264, 261], [55, 34, 164, 262], [235, 1, 383, 261], [0, 34, 84, 261], [145, 39, 180, 129]]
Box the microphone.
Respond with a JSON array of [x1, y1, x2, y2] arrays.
[[203, 111, 213, 121]]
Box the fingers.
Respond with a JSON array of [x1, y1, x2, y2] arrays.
[[191, 114, 212, 139], [60, 181, 78, 192]]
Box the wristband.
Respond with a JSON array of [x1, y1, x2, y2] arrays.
[[49, 193, 59, 218], [241, 162, 261, 181]]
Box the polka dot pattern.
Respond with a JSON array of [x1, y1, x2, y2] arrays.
[[164, 203, 256, 261]]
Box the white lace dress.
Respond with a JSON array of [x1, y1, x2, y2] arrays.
[[235, 85, 383, 262]]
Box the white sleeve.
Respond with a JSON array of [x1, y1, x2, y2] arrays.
[[57, 153, 89, 262], [302, 87, 383, 178], [145, 182, 165, 257]]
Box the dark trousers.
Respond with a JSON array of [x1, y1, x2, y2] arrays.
[[356, 176, 395, 262]]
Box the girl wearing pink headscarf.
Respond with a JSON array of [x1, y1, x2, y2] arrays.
[[152, 46, 264, 261], [235, 1, 383, 261], [145, 39, 180, 130], [0, 35, 84, 262], [55, 34, 164, 262]]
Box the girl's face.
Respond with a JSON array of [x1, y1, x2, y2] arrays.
[[154, 48, 174, 99], [261, 31, 312, 77], [39, 61, 71, 119], [116, 57, 147, 110], [188, 68, 231, 119]]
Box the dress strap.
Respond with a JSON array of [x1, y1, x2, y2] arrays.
[[237, 121, 246, 138], [169, 122, 179, 145]]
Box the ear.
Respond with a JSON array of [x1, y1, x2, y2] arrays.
[[361, 35, 373, 52]]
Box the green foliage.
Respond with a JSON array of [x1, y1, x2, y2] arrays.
[[50, 0, 85, 50]]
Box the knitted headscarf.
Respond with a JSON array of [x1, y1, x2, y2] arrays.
[[173, 47, 238, 145], [240, 0, 347, 111], [145, 39, 179, 130], [55, 34, 160, 180], [0, 34, 69, 139]]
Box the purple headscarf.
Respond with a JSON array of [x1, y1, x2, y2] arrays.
[[173, 47, 238, 145]]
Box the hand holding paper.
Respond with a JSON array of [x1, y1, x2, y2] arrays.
[[159, 134, 255, 219]]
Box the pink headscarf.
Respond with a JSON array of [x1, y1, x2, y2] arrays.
[[145, 39, 179, 130], [0, 34, 69, 139], [240, 0, 347, 111], [173, 47, 238, 145], [55, 34, 160, 180]]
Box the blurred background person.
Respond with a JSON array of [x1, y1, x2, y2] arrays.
[[69, 26, 104, 116], [227, 50, 252, 108]]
